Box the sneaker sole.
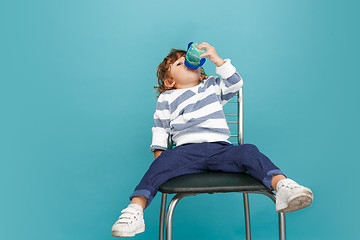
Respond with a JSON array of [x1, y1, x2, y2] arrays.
[[112, 226, 145, 238], [276, 191, 313, 213]]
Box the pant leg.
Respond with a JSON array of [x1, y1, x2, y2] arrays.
[[129, 143, 208, 209], [206, 142, 286, 191]]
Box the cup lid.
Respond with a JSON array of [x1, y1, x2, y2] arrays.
[[184, 57, 206, 70]]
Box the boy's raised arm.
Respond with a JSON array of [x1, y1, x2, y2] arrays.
[[215, 59, 243, 105], [197, 42, 243, 105]]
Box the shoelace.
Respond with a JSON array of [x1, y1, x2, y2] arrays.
[[116, 207, 141, 224]]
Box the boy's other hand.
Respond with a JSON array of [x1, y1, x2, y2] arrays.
[[154, 149, 163, 159], [198, 42, 226, 67]]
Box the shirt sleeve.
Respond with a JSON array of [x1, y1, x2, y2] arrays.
[[214, 58, 244, 105], [149, 93, 171, 152]]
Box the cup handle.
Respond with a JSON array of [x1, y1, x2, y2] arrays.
[[199, 57, 206, 66], [187, 42, 194, 50]]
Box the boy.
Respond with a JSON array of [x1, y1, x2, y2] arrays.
[[111, 42, 313, 237]]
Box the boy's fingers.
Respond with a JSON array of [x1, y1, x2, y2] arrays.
[[203, 42, 212, 48], [198, 42, 210, 49]]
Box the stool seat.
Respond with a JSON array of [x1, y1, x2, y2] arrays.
[[159, 171, 273, 194]]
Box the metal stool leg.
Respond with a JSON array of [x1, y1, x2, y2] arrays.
[[159, 193, 167, 240], [247, 191, 286, 240], [278, 212, 286, 240], [243, 192, 251, 240], [165, 193, 194, 240], [160, 190, 285, 240], [261, 191, 286, 240]]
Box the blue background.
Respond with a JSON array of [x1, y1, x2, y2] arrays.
[[1, 0, 359, 239]]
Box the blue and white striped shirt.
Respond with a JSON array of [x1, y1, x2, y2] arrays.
[[150, 58, 243, 152]]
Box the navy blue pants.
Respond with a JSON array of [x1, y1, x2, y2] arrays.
[[130, 141, 286, 209]]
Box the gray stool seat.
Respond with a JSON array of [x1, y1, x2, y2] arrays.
[[159, 171, 272, 194]]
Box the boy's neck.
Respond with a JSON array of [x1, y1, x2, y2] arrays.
[[175, 81, 200, 89]]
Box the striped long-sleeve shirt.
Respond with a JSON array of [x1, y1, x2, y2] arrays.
[[149, 58, 243, 152]]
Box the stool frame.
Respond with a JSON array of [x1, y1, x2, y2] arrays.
[[158, 88, 286, 240]]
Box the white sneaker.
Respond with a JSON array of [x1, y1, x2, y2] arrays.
[[275, 178, 313, 213], [111, 204, 145, 237]]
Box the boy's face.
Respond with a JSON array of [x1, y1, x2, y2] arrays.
[[165, 56, 201, 89]]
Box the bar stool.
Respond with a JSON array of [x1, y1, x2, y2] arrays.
[[158, 88, 286, 240]]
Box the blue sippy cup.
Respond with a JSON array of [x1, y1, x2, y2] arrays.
[[184, 42, 207, 70]]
